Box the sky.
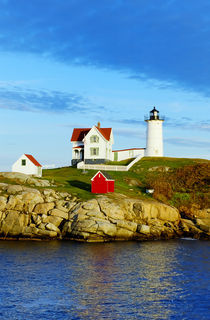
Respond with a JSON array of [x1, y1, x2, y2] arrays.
[[0, 0, 210, 171]]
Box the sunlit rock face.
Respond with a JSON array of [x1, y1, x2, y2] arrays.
[[63, 195, 181, 242], [0, 180, 209, 241]]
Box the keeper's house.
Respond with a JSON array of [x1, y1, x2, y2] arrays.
[[12, 154, 42, 177], [71, 122, 114, 166]]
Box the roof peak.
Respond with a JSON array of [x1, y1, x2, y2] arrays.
[[24, 154, 42, 167]]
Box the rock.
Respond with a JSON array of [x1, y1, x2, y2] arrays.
[[114, 220, 137, 232], [49, 208, 68, 220], [97, 221, 117, 237], [43, 189, 56, 196], [32, 214, 42, 226], [71, 219, 98, 233], [148, 166, 170, 172], [55, 200, 76, 212], [22, 226, 39, 237], [133, 202, 143, 214], [6, 185, 23, 194], [34, 202, 55, 214], [0, 172, 28, 183], [0, 196, 7, 211], [82, 199, 100, 211], [196, 218, 210, 233], [21, 192, 44, 212], [22, 187, 41, 194], [6, 195, 24, 211], [138, 224, 150, 234], [36, 229, 57, 238], [98, 198, 125, 220], [38, 223, 46, 230], [45, 223, 60, 233], [180, 219, 203, 236], [62, 221, 72, 235], [158, 205, 180, 222], [42, 215, 63, 227], [86, 210, 106, 219], [0, 210, 29, 236], [115, 227, 134, 239], [125, 178, 141, 187], [193, 208, 210, 219], [59, 192, 70, 198], [0, 183, 8, 190], [0, 181, 208, 241]]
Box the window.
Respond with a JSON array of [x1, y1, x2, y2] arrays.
[[90, 147, 99, 156], [21, 159, 26, 166], [90, 135, 99, 143], [74, 150, 79, 159]]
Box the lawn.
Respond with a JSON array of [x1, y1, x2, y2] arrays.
[[43, 157, 209, 201]]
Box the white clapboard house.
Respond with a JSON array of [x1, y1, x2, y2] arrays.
[[71, 123, 114, 166], [71, 122, 144, 166], [12, 154, 42, 177]]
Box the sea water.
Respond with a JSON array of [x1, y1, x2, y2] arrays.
[[0, 239, 209, 320]]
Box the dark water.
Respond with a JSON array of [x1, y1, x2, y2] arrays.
[[0, 240, 209, 320]]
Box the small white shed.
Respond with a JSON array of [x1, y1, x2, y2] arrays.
[[12, 154, 42, 177]]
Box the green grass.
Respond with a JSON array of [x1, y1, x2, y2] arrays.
[[105, 158, 135, 165], [43, 157, 209, 201]]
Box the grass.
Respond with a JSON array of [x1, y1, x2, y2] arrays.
[[43, 157, 209, 201], [105, 158, 135, 165]]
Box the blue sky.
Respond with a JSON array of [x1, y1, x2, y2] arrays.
[[0, 0, 210, 170]]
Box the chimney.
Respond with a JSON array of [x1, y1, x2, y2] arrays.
[[97, 121, 101, 128]]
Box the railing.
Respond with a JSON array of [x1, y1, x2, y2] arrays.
[[144, 115, 165, 121], [77, 154, 144, 171]]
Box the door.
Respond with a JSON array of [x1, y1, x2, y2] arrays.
[[114, 152, 118, 161]]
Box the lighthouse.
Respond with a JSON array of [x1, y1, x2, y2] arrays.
[[145, 107, 164, 157]]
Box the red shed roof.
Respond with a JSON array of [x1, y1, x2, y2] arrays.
[[91, 171, 114, 181], [25, 154, 42, 167], [71, 127, 112, 142]]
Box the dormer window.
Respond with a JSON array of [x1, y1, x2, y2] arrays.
[[90, 135, 99, 143]]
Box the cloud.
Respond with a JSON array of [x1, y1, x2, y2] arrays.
[[0, 85, 89, 113], [1, 1, 210, 94], [165, 138, 210, 149], [114, 127, 146, 140], [116, 119, 145, 126], [165, 117, 210, 132]]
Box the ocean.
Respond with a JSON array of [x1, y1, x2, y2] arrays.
[[0, 239, 209, 320]]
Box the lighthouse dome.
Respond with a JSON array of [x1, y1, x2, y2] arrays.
[[150, 107, 159, 120]]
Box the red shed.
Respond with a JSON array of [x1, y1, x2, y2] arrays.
[[91, 171, 115, 193]]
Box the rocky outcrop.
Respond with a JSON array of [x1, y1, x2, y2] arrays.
[[0, 172, 52, 187], [0, 179, 209, 241]]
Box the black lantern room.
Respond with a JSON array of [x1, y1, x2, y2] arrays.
[[149, 107, 159, 120]]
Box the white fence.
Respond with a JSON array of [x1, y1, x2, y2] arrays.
[[77, 154, 143, 171]]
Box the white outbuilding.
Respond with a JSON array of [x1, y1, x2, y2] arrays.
[[12, 154, 42, 177]]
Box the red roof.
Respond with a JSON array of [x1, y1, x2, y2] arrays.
[[73, 146, 84, 149], [91, 171, 114, 181], [25, 154, 42, 167], [71, 128, 91, 142], [96, 127, 112, 141], [71, 127, 112, 142]]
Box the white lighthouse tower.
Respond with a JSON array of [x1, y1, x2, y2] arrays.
[[145, 107, 164, 157]]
